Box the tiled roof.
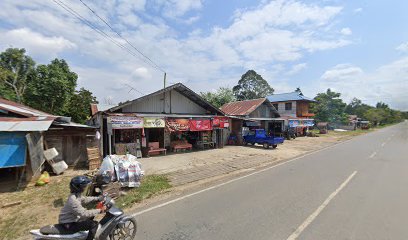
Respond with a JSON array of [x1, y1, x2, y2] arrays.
[[220, 98, 267, 116], [267, 92, 315, 103]]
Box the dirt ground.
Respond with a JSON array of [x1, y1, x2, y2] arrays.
[[139, 131, 354, 175], [0, 130, 367, 240]]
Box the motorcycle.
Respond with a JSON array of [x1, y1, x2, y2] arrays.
[[29, 194, 137, 240]]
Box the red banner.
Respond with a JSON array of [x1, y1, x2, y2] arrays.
[[190, 119, 213, 131], [212, 117, 229, 129], [166, 119, 190, 132]]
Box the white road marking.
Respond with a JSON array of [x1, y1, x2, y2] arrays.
[[369, 152, 377, 159], [286, 171, 358, 240], [131, 137, 357, 217]]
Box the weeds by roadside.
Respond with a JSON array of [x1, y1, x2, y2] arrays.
[[116, 175, 172, 209]]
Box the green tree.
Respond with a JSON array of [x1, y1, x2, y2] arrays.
[[25, 59, 77, 115], [345, 98, 374, 117], [66, 88, 98, 123], [232, 70, 274, 100], [311, 89, 348, 123], [0, 48, 35, 102], [363, 108, 386, 126], [200, 87, 236, 108]]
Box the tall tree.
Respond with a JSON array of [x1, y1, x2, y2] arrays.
[[66, 88, 98, 123], [345, 97, 374, 117], [0, 48, 35, 102], [200, 87, 236, 108], [25, 59, 77, 115], [232, 70, 274, 100], [311, 89, 348, 123]]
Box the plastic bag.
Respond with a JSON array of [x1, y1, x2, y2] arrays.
[[35, 171, 50, 186], [98, 156, 116, 181], [114, 154, 143, 187]]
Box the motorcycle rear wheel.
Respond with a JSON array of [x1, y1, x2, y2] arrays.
[[110, 217, 137, 240]]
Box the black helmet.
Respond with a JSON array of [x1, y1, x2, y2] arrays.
[[70, 176, 92, 193]]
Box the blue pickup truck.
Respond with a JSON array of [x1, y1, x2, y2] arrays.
[[243, 129, 285, 149]]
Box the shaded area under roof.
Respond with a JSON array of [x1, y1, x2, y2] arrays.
[[267, 92, 316, 103]]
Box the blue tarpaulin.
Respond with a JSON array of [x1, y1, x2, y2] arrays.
[[0, 132, 27, 168]]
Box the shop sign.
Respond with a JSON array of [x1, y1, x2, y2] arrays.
[[166, 119, 190, 131], [303, 119, 315, 127], [190, 119, 213, 131], [212, 117, 230, 128], [288, 119, 299, 127], [109, 116, 143, 129], [144, 118, 165, 128]]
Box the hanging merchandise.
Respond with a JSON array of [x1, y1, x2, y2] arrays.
[[190, 119, 212, 131], [166, 119, 190, 132]]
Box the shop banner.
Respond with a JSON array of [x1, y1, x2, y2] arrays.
[[109, 116, 143, 129], [190, 119, 213, 131], [166, 119, 190, 132], [303, 119, 315, 127], [143, 118, 165, 128], [288, 119, 300, 128], [212, 117, 230, 128]]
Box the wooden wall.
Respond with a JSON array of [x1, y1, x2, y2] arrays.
[[44, 128, 97, 168]]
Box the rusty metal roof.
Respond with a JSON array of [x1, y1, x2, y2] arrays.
[[220, 98, 269, 116], [0, 98, 53, 117]]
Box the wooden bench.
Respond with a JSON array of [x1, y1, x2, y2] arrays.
[[148, 142, 167, 156], [171, 140, 192, 152]]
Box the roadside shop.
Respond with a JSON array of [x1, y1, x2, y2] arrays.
[[91, 83, 227, 157]]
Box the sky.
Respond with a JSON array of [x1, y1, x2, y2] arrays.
[[0, 0, 407, 110]]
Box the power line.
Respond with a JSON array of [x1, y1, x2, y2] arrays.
[[78, 0, 166, 73], [52, 0, 162, 72]]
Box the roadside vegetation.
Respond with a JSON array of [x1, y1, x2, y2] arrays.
[[116, 175, 172, 208], [0, 174, 171, 239]]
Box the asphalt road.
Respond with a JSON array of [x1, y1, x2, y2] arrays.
[[133, 122, 408, 240]]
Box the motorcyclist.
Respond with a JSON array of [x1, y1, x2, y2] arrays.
[[58, 175, 106, 240]]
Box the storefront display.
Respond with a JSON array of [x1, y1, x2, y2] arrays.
[[110, 116, 143, 157], [166, 118, 190, 132], [190, 119, 212, 131]]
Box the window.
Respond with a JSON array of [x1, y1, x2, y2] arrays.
[[273, 104, 279, 110], [285, 102, 292, 111]]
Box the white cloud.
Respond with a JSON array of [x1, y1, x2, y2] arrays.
[[0, 28, 76, 60], [353, 8, 363, 14], [340, 27, 352, 35], [0, 0, 352, 105], [321, 64, 363, 81], [286, 63, 307, 75], [319, 59, 408, 110], [396, 42, 408, 52]]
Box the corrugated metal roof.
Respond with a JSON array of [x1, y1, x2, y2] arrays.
[[267, 92, 316, 103], [220, 98, 267, 116], [0, 98, 53, 117], [0, 120, 53, 131], [108, 83, 225, 116]]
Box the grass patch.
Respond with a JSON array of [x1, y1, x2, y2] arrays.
[[116, 175, 171, 209]]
